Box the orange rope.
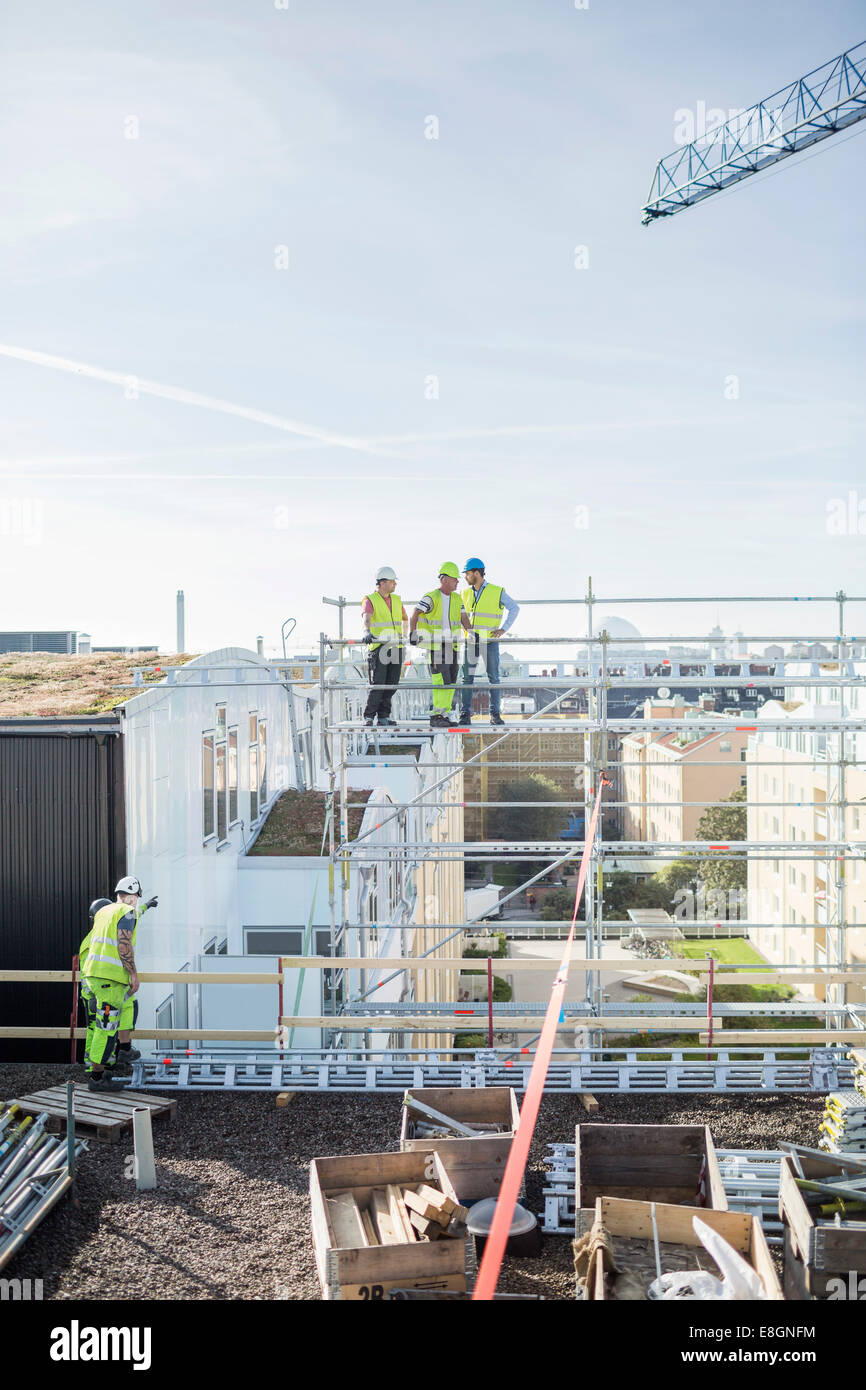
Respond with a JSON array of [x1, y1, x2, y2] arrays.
[[472, 775, 610, 1301]]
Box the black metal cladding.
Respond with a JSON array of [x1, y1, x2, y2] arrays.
[[0, 718, 126, 1061]]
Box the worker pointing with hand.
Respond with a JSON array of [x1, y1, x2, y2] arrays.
[[410, 562, 471, 727]]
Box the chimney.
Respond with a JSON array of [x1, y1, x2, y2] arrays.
[[699, 694, 716, 711], [256, 635, 264, 658], [176, 590, 185, 653]]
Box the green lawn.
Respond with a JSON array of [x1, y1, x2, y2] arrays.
[[679, 937, 768, 968]]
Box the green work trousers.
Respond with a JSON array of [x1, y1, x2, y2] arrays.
[[83, 979, 137, 1072]]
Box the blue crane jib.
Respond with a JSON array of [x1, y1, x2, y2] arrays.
[[642, 41, 866, 223]]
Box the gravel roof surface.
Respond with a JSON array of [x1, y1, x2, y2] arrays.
[[0, 1063, 824, 1301]]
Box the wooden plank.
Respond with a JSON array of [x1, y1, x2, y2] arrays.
[[403, 1188, 449, 1225], [327, 1193, 368, 1249], [579, 1124, 709, 1156], [371, 1190, 402, 1246], [359, 1209, 379, 1246], [704, 1127, 728, 1212], [748, 1216, 785, 1300], [415, 1184, 457, 1219], [0, 970, 281, 985], [310, 1163, 333, 1292], [593, 1245, 606, 1301], [600, 1197, 752, 1252], [276, 1092, 296, 1108], [409, 1211, 441, 1241], [386, 1186, 416, 1243], [700, 1030, 866, 1044], [400, 1088, 518, 1127], [779, 1157, 815, 1265], [398, 1135, 515, 1202], [580, 1093, 599, 1114], [9, 962, 865, 982], [1, 1027, 275, 1041]]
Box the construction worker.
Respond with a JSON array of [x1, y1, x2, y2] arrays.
[[81, 876, 158, 1092], [459, 558, 521, 725], [409, 562, 471, 727], [362, 566, 408, 727], [79, 896, 112, 1060]]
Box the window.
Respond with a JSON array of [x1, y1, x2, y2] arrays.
[[217, 939, 228, 955], [719, 740, 732, 752], [203, 937, 217, 955], [245, 929, 303, 955], [228, 728, 239, 823], [216, 742, 227, 842], [202, 734, 215, 839], [155, 997, 173, 1032], [216, 703, 227, 739], [259, 719, 268, 805], [249, 712, 260, 822]]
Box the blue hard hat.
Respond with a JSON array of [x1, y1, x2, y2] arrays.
[[463, 557, 485, 572]]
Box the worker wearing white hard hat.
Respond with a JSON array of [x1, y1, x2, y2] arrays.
[[81, 875, 158, 1092], [361, 567, 409, 727]]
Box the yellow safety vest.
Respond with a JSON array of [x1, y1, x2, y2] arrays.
[[416, 589, 463, 644], [81, 903, 140, 985], [462, 582, 505, 634], [365, 590, 403, 652]]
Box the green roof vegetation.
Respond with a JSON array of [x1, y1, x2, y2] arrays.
[[248, 788, 374, 856]]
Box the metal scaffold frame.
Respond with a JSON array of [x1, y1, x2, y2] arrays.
[[309, 582, 866, 1091]]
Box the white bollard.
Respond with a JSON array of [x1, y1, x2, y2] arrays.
[[132, 1107, 157, 1191]]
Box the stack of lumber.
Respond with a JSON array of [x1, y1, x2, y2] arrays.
[[819, 1090, 866, 1154], [326, 1184, 469, 1247]]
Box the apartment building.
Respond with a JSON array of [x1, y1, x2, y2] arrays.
[[620, 698, 746, 843], [746, 665, 866, 1003]]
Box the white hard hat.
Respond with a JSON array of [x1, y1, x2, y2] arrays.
[[115, 875, 142, 896], [375, 566, 397, 582]]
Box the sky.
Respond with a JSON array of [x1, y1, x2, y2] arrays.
[[1, 0, 864, 657]]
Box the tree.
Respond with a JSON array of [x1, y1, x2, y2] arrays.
[[487, 775, 566, 844], [695, 786, 748, 894], [600, 870, 669, 921], [651, 855, 700, 919], [540, 887, 576, 921]]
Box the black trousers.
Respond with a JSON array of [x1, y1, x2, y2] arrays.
[[364, 646, 403, 719]]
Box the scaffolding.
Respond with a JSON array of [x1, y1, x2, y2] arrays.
[[8, 585, 864, 1094], [308, 584, 866, 1090]]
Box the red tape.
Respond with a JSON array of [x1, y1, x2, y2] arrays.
[[472, 776, 609, 1301]]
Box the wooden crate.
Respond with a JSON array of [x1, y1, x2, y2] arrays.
[[310, 1150, 470, 1301], [779, 1154, 866, 1299], [576, 1123, 726, 1210], [588, 1196, 783, 1300], [14, 1085, 176, 1143], [399, 1088, 520, 1201]]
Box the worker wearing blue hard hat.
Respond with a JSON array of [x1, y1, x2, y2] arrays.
[[459, 558, 520, 726]]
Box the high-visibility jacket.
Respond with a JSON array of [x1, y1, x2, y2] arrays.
[[81, 903, 140, 986], [365, 590, 404, 652], [462, 582, 505, 635], [416, 589, 463, 644]]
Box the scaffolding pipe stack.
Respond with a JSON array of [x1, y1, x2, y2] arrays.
[[0, 1092, 85, 1273]]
